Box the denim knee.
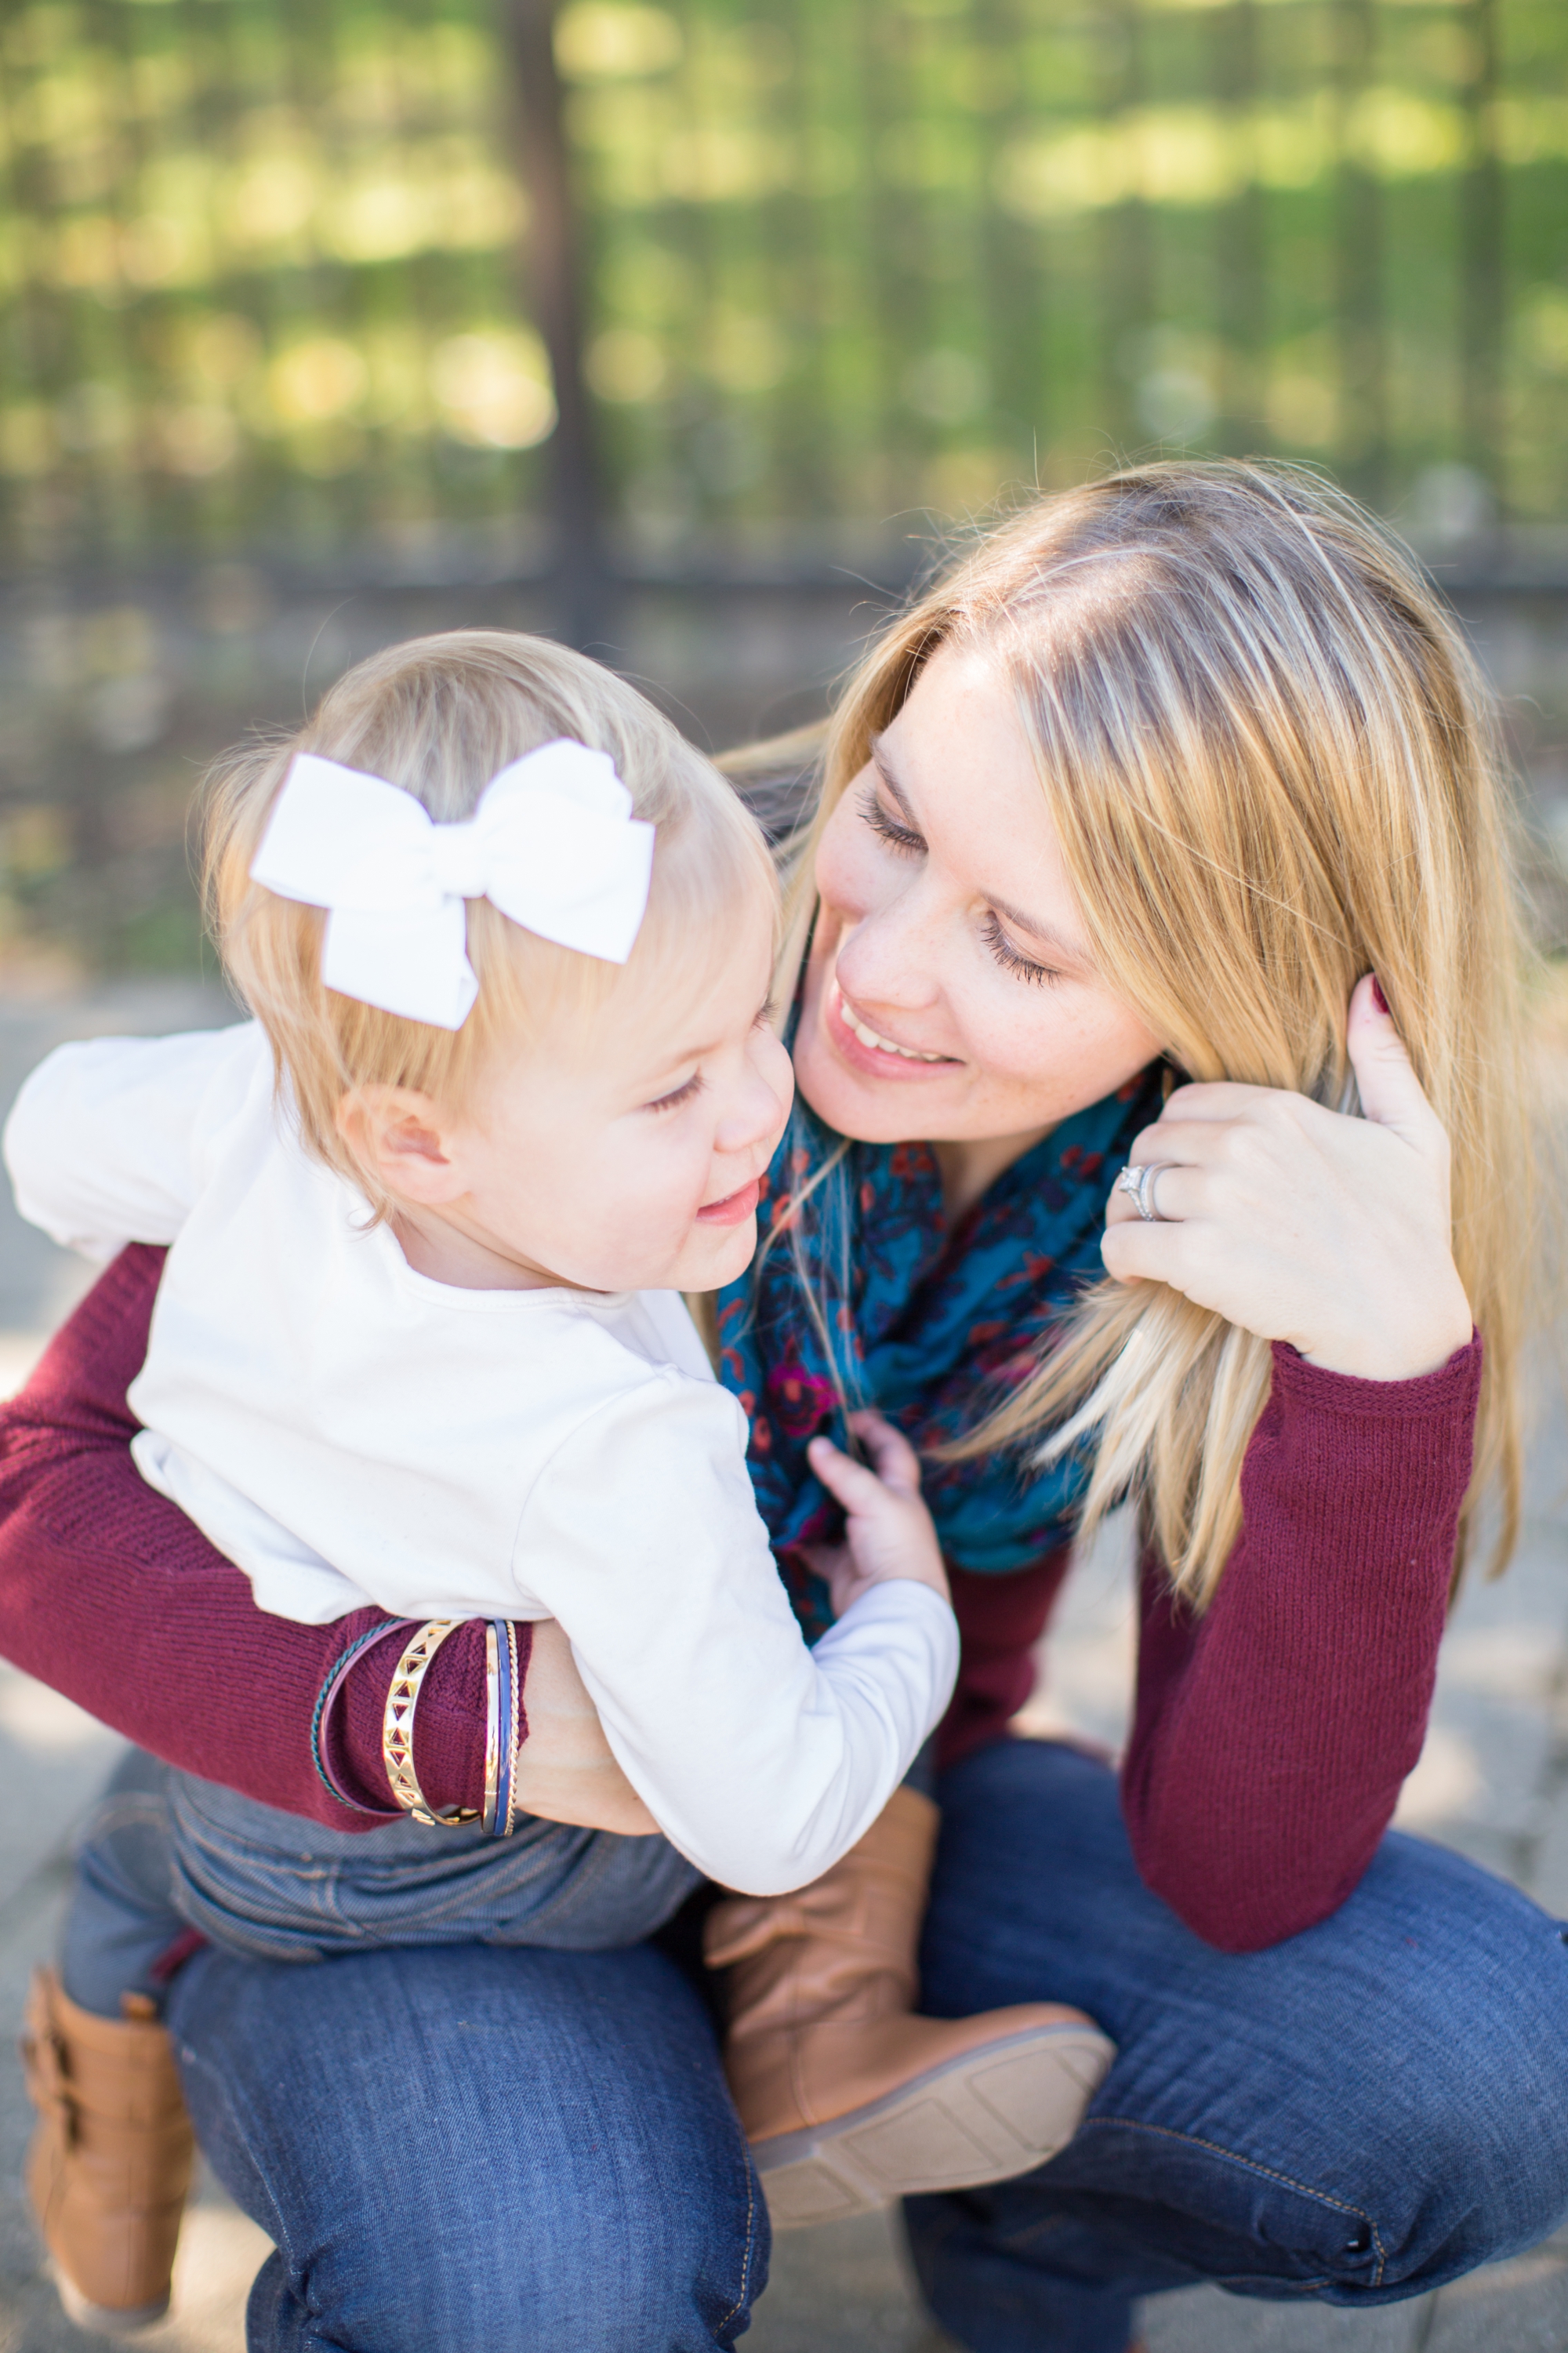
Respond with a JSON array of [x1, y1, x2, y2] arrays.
[[168, 1941, 768, 2353], [919, 1744, 1568, 2317], [1343, 1892, 1568, 2285]]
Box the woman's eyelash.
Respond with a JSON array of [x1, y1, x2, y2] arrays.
[[982, 912, 1059, 988], [647, 1073, 705, 1115], [858, 783, 924, 855], [855, 783, 1057, 986]]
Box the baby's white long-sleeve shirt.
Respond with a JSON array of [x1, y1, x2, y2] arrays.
[[4, 1023, 958, 1894]]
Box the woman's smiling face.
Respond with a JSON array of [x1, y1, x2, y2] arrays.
[[793, 642, 1163, 1149]]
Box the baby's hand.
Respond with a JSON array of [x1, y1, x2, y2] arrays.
[[801, 1410, 949, 1618]]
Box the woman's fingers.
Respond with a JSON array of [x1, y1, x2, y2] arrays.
[[1104, 1157, 1200, 1230], [514, 1621, 661, 1835], [1097, 979, 1470, 1378], [1102, 1209, 1207, 1287], [1345, 973, 1446, 1153]]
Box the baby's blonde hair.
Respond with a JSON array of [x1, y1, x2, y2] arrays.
[[775, 461, 1540, 1609], [202, 630, 775, 1193]]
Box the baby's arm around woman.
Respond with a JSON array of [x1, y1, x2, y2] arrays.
[[516, 1381, 954, 1894]]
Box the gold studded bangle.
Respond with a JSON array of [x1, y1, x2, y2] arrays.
[[383, 1620, 481, 1828]]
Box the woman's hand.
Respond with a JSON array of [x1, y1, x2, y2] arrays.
[[1102, 975, 1473, 1382], [801, 1409, 951, 1617], [510, 1620, 661, 1836]]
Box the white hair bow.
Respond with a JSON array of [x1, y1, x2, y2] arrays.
[[249, 740, 656, 1029]]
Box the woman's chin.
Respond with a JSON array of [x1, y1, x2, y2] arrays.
[[792, 1023, 960, 1144]]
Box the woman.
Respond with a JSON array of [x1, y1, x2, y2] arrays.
[[3, 462, 1565, 2353]]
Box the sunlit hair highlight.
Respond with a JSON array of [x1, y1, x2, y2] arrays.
[[770, 461, 1538, 1609], [201, 629, 775, 1209]]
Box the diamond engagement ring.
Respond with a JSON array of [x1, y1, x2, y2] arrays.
[[1117, 1161, 1174, 1222]]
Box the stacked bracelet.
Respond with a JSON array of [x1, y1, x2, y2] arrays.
[[383, 1620, 481, 1828], [315, 1615, 518, 1832], [311, 1618, 417, 1817], [481, 1619, 521, 1838], [500, 1620, 520, 1837]]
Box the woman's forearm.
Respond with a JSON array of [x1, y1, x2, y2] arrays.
[[1120, 1334, 1482, 1951], [0, 1247, 491, 1828]]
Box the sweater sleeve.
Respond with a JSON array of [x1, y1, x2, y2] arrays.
[[0, 1247, 492, 1829], [1120, 1333, 1483, 1952], [938, 1551, 1073, 1770]]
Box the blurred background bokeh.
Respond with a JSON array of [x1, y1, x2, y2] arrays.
[[0, 0, 1565, 983]]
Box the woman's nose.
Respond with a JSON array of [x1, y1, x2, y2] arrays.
[[834, 887, 945, 1014]]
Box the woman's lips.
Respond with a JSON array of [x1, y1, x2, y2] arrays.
[[696, 1176, 761, 1226], [825, 980, 955, 1082]]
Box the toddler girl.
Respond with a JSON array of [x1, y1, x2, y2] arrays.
[[6, 631, 1110, 2327]]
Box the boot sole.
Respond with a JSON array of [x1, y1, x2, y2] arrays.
[[752, 2021, 1115, 2228], [54, 2268, 171, 2334]]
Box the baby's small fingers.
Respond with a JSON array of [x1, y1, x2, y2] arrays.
[[807, 1432, 895, 1512], [844, 1409, 923, 1494]]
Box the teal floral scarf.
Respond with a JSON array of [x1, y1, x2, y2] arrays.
[[715, 1062, 1165, 1639]]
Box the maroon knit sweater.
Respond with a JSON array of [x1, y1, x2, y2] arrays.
[[0, 1246, 1481, 1952]]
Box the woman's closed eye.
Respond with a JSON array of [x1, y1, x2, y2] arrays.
[[858, 783, 925, 857], [981, 911, 1060, 988]]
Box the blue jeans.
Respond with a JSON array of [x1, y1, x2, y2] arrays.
[[147, 1738, 1566, 2351], [62, 1752, 698, 2012], [904, 1738, 1568, 2352]]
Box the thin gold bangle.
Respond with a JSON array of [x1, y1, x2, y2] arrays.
[[383, 1620, 481, 1828]]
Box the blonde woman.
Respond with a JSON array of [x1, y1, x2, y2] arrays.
[[3, 463, 1566, 2353]]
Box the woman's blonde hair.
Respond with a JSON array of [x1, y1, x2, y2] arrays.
[[202, 629, 775, 1198], [773, 461, 1537, 1609]]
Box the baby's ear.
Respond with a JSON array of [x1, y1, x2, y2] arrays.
[[337, 1084, 460, 1202]]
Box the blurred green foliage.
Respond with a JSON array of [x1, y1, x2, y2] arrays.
[[1, 0, 1564, 570]]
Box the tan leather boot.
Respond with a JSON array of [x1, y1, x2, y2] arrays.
[[704, 1784, 1115, 2228], [20, 1966, 195, 2331]]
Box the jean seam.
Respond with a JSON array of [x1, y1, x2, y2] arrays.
[[170, 2037, 297, 2290], [70, 1789, 169, 1857], [714, 2144, 759, 2338], [1084, 2115, 1387, 2286]]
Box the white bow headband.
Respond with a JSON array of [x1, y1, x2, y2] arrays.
[[249, 740, 656, 1029]]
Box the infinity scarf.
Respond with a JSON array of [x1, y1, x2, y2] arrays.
[[715, 1060, 1167, 1639]]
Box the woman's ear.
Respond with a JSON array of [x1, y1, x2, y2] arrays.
[[336, 1084, 466, 1207]]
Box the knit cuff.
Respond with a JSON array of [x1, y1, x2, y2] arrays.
[[1269, 1329, 1483, 1422]]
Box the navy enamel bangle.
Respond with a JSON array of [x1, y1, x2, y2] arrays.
[[481, 1625, 501, 1836], [310, 1618, 417, 1817], [487, 1618, 519, 1838], [503, 1620, 521, 1836]]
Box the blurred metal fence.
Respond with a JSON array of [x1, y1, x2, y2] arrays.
[[2, 0, 1567, 984], [2, 0, 1566, 608]]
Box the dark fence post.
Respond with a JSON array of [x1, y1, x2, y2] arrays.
[[1461, 0, 1504, 518], [501, 0, 615, 652]]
